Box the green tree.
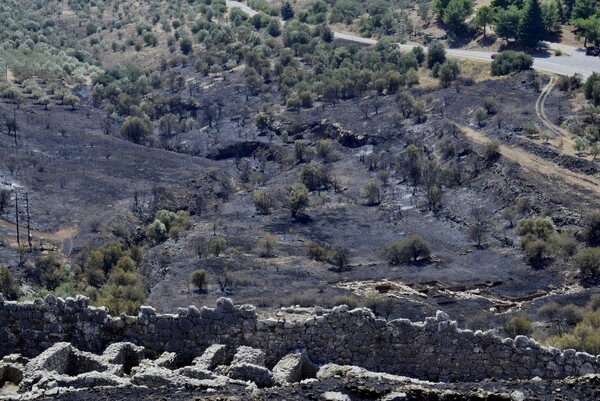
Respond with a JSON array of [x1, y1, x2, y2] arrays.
[[442, 0, 474, 32], [300, 162, 330, 191], [383, 234, 431, 264], [253, 191, 274, 215], [190, 269, 207, 291], [281, 1, 295, 20], [255, 112, 269, 133], [122, 116, 152, 144], [288, 183, 309, 218], [63, 94, 79, 110], [518, 0, 545, 47], [571, 15, 600, 47], [474, 6, 495, 37], [494, 6, 522, 42], [576, 248, 600, 284], [571, 0, 595, 20], [427, 40, 446, 68], [541, 1, 560, 36], [582, 212, 600, 247], [180, 36, 193, 55], [433, 0, 452, 18], [584, 72, 600, 105], [146, 219, 167, 244], [518, 217, 556, 240], [438, 60, 461, 88], [37, 255, 66, 291], [267, 18, 281, 37], [518, 217, 555, 267]]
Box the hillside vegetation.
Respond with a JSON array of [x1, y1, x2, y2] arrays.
[[0, 0, 600, 357]]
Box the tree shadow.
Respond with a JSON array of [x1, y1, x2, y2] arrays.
[[292, 214, 313, 224], [477, 35, 498, 48]]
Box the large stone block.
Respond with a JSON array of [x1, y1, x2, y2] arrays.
[[193, 344, 229, 370], [272, 349, 316, 385], [227, 362, 274, 387]]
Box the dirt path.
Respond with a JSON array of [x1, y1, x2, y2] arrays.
[[5, 68, 15, 82], [534, 76, 580, 155], [457, 123, 600, 204], [0, 218, 78, 243]]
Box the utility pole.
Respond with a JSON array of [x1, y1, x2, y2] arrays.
[[25, 193, 32, 251], [14, 191, 20, 246], [13, 108, 17, 148]]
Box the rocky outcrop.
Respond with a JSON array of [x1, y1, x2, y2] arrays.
[[1, 295, 600, 384]]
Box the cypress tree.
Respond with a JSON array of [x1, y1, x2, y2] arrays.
[[281, 1, 295, 21], [518, 0, 545, 48]]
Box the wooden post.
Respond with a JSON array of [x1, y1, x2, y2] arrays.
[[14, 191, 19, 245], [13, 108, 17, 148], [25, 193, 32, 251]]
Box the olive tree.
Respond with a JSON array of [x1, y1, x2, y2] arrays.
[[383, 235, 431, 264]]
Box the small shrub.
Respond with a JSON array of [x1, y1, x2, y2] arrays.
[[584, 72, 600, 106], [288, 183, 309, 218], [190, 269, 207, 291], [547, 231, 577, 257], [146, 219, 167, 244], [549, 311, 600, 355], [503, 316, 533, 337], [582, 212, 600, 247], [557, 74, 582, 91], [0, 265, 20, 300], [37, 255, 66, 291], [209, 237, 227, 257], [300, 162, 330, 191], [329, 247, 350, 271], [316, 139, 333, 160], [474, 107, 486, 127], [364, 295, 397, 319], [252, 191, 273, 215], [522, 124, 540, 137], [575, 248, 600, 285], [523, 238, 549, 268], [483, 97, 497, 115], [307, 241, 328, 261], [483, 139, 500, 161], [257, 233, 276, 257], [490, 51, 533, 76], [362, 179, 382, 205]]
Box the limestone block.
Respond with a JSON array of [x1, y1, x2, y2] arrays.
[[193, 344, 229, 370], [322, 391, 351, 401], [231, 346, 266, 366], [101, 342, 145, 369], [153, 352, 178, 369], [272, 349, 313, 385], [227, 362, 274, 387]]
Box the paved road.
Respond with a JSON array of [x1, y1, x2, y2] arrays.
[[227, 0, 599, 78]]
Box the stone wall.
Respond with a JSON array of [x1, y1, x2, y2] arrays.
[[1, 293, 599, 382]]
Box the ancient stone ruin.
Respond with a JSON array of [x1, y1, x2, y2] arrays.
[[1, 294, 599, 399]]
